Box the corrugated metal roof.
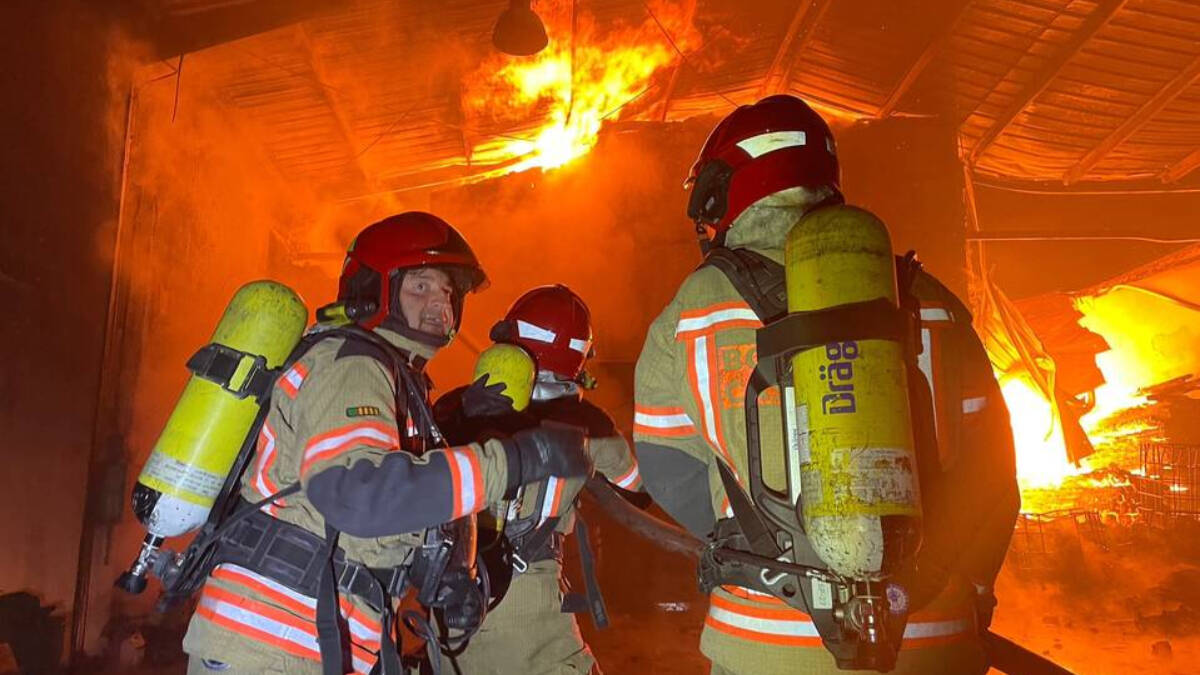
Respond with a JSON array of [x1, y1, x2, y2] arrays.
[[152, 0, 1200, 196]]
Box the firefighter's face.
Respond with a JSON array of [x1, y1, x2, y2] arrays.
[[399, 267, 456, 336]]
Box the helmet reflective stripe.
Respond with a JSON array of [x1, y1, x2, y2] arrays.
[[568, 338, 590, 354], [516, 320, 556, 343], [735, 130, 807, 159]]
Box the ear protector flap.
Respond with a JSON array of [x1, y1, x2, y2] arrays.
[[490, 320, 514, 343], [342, 264, 383, 322], [687, 160, 735, 225]]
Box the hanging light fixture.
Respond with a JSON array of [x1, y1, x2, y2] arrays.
[[492, 0, 548, 56]]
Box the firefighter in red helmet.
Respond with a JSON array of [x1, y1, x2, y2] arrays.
[[634, 96, 1019, 673], [182, 213, 593, 675], [434, 284, 645, 675]]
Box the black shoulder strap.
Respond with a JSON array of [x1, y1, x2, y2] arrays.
[[701, 247, 787, 323], [332, 326, 444, 449]]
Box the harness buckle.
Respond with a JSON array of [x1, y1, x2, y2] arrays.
[[336, 561, 363, 593], [385, 566, 407, 597]]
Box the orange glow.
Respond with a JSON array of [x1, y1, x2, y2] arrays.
[[465, 0, 697, 173]]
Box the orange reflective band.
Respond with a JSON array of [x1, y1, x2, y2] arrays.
[[686, 337, 737, 470], [706, 592, 822, 647], [709, 586, 975, 650], [612, 463, 642, 490], [538, 476, 567, 526], [445, 446, 484, 519], [710, 591, 810, 621], [251, 423, 284, 516], [278, 362, 309, 399], [300, 421, 399, 476], [210, 565, 314, 618], [720, 585, 787, 605], [679, 301, 753, 320], [677, 302, 762, 340], [207, 566, 385, 656], [633, 406, 696, 438]]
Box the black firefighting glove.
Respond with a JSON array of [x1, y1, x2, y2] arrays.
[[462, 374, 516, 418], [502, 423, 593, 498]]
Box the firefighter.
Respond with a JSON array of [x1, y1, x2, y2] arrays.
[[181, 213, 593, 675], [633, 95, 1020, 674], [434, 285, 644, 675]]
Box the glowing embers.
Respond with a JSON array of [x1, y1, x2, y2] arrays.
[[465, 0, 697, 173]]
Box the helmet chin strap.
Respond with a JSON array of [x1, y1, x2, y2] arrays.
[[380, 314, 450, 349], [531, 370, 581, 402]]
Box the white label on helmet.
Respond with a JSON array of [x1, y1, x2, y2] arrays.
[[735, 130, 807, 158], [516, 320, 556, 343], [568, 338, 590, 354]]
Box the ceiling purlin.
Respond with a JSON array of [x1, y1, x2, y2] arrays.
[[1064, 52, 1200, 183], [966, 0, 1130, 167], [876, 0, 977, 118], [293, 21, 373, 194], [1161, 145, 1200, 184], [756, 0, 824, 99], [768, 0, 835, 97]]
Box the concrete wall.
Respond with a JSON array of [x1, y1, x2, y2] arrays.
[[0, 0, 121, 664]]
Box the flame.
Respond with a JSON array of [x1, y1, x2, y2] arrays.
[[999, 373, 1082, 489], [465, 0, 697, 173], [994, 281, 1199, 502]]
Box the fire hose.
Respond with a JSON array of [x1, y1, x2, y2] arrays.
[[584, 478, 1076, 675]]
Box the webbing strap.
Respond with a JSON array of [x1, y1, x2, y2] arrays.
[[316, 525, 344, 675], [700, 247, 787, 323], [186, 343, 276, 402], [573, 512, 609, 629]]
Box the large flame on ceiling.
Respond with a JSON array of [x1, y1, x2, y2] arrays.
[[464, 0, 698, 174]]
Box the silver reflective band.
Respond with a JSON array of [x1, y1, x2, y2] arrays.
[[920, 307, 951, 321], [962, 396, 988, 414], [516, 319, 556, 343], [735, 131, 807, 158]]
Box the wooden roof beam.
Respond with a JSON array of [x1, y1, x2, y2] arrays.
[[656, 62, 684, 122], [1161, 146, 1200, 184], [966, 0, 1128, 167], [876, 0, 974, 118], [1064, 52, 1200, 184], [757, 0, 833, 99]]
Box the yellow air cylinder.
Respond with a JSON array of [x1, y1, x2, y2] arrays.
[[472, 343, 535, 412], [132, 280, 308, 538], [786, 205, 921, 579]]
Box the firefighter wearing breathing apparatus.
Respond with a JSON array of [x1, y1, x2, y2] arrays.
[[433, 285, 644, 675], [159, 213, 593, 675], [633, 96, 1020, 674]]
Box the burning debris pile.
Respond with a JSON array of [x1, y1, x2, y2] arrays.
[[978, 257, 1200, 523]]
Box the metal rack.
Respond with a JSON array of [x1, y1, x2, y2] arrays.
[[1131, 443, 1200, 525]]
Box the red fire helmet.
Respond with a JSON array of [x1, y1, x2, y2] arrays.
[[337, 212, 487, 329], [686, 94, 842, 234], [490, 285, 593, 380]]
